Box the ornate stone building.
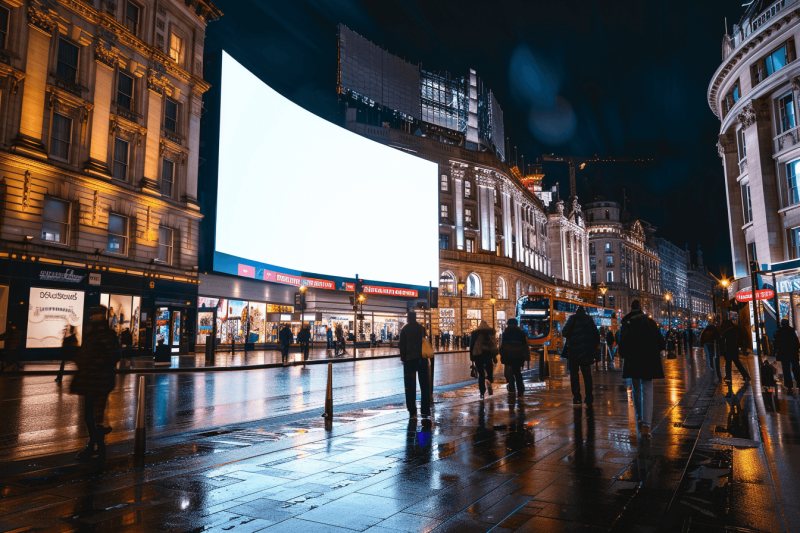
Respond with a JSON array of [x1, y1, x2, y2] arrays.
[[546, 196, 591, 292], [0, 0, 220, 357]]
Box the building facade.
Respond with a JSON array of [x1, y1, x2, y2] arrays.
[[655, 238, 690, 327], [687, 248, 715, 327], [0, 0, 220, 358], [584, 199, 663, 316]]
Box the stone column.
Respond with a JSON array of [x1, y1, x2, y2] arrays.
[[183, 91, 202, 208], [13, 3, 56, 158], [718, 131, 749, 277], [83, 43, 118, 178], [502, 192, 512, 257], [140, 72, 167, 194]]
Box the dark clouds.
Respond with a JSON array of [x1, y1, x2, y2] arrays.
[[206, 0, 744, 275]]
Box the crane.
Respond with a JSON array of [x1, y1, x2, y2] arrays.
[[541, 154, 654, 198]]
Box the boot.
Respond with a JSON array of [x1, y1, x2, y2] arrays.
[[75, 433, 96, 460], [92, 425, 110, 458]]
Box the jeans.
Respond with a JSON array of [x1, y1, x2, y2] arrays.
[[725, 355, 751, 380], [781, 359, 800, 388], [703, 344, 716, 372], [280, 344, 289, 362], [569, 364, 593, 402], [403, 358, 431, 416], [327, 339, 333, 350], [474, 356, 494, 394], [300, 342, 309, 360], [504, 363, 524, 392], [631, 379, 653, 427]]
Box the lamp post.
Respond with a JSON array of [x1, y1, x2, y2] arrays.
[[458, 278, 465, 341], [490, 297, 497, 331], [665, 292, 672, 332], [598, 282, 608, 307]]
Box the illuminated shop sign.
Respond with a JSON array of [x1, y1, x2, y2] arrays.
[[26, 287, 85, 348], [38, 268, 85, 283]]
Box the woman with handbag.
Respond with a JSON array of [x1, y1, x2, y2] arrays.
[[470, 321, 498, 399], [500, 318, 531, 394]]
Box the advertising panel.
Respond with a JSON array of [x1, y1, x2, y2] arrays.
[[26, 287, 84, 348]]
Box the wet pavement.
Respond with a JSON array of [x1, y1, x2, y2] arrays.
[[0, 348, 797, 532]]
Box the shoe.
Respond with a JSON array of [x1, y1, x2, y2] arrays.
[[573, 399, 582, 406], [75, 442, 95, 460], [480, 394, 485, 400], [421, 417, 433, 428], [487, 380, 493, 395], [641, 425, 650, 438]]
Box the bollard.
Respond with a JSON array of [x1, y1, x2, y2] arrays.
[[134, 375, 146, 459], [321, 362, 333, 418]]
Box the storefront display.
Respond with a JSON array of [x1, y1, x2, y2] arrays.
[[467, 309, 482, 331], [26, 287, 84, 348], [248, 302, 267, 342], [100, 293, 141, 347], [439, 308, 455, 335]]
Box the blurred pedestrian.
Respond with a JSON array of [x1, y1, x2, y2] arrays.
[[335, 323, 347, 355], [297, 324, 311, 362], [619, 300, 665, 438], [499, 318, 530, 394], [399, 310, 431, 426], [326, 326, 333, 352], [605, 327, 616, 362], [666, 330, 677, 355], [0, 322, 22, 372], [719, 319, 751, 382], [69, 306, 120, 460], [699, 322, 721, 376], [470, 320, 497, 399], [773, 319, 800, 392], [279, 324, 292, 364], [562, 306, 600, 406], [55, 325, 79, 383]]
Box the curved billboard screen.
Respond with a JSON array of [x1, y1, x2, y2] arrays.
[[215, 51, 439, 291]]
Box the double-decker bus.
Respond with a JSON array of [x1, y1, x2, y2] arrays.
[[515, 293, 618, 353]]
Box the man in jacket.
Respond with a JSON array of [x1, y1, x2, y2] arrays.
[[470, 321, 498, 398], [562, 306, 600, 406], [326, 326, 333, 352], [279, 324, 293, 365], [399, 311, 431, 425], [773, 319, 800, 392], [619, 300, 665, 437], [719, 319, 751, 381], [500, 318, 530, 393], [297, 324, 311, 362], [69, 306, 120, 460], [699, 322, 721, 376]]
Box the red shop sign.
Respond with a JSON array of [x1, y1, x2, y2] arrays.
[[735, 288, 775, 302]]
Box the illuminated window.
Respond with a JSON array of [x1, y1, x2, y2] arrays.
[[440, 174, 448, 192], [605, 242, 612, 252], [439, 271, 456, 295], [42, 197, 70, 245], [169, 32, 183, 63], [157, 226, 173, 264], [440, 204, 449, 219], [464, 180, 471, 198], [607, 271, 614, 283], [466, 273, 482, 297], [107, 214, 129, 255], [605, 255, 614, 267], [495, 276, 507, 299], [465, 208, 473, 223], [466, 237, 475, 253]]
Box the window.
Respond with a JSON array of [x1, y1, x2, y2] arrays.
[[589, 242, 595, 255], [0, 6, 9, 49], [590, 256, 596, 267], [466, 238, 475, 253], [125, 1, 140, 36], [464, 207, 473, 224], [49, 112, 72, 161], [161, 158, 174, 197], [495, 277, 507, 299], [607, 271, 614, 283], [117, 72, 134, 110], [591, 271, 597, 284], [752, 39, 796, 85], [791, 228, 800, 259], [157, 226, 173, 264], [113, 137, 129, 181], [742, 183, 752, 223], [464, 181, 472, 198], [779, 93, 796, 134], [608, 295, 615, 308], [56, 38, 79, 82], [605, 242, 612, 252], [605, 209, 610, 220], [605, 255, 614, 267], [440, 204, 449, 219], [466, 273, 482, 297], [737, 128, 747, 161], [169, 32, 183, 63], [733, 82, 740, 103], [767, 44, 789, 75], [440, 174, 448, 192], [439, 271, 456, 296], [42, 197, 70, 244], [787, 160, 800, 205], [107, 214, 128, 255], [164, 98, 178, 132], [439, 234, 450, 250]]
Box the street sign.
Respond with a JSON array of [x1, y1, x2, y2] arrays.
[[735, 288, 774, 302]]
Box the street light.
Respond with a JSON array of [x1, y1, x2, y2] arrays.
[[357, 293, 366, 342], [299, 285, 307, 354], [490, 296, 497, 330], [665, 292, 672, 331], [458, 278, 465, 340]]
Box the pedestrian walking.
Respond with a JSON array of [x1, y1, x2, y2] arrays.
[[470, 321, 498, 399], [719, 319, 751, 382], [619, 300, 665, 438], [666, 330, 677, 356], [297, 324, 311, 362], [499, 318, 530, 394], [562, 306, 600, 406], [773, 319, 800, 392], [335, 323, 347, 355], [326, 326, 333, 352], [605, 328, 616, 362], [279, 324, 292, 364], [699, 322, 721, 376], [0, 322, 22, 372], [69, 306, 120, 460], [683, 330, 691, 355], [55, 325, 79, 383], [399, 310, 431, 426]]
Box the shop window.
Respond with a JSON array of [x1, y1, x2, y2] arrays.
[[100, 293, 141, 346], [440, 174, 448, 192], [42, 197, 70, 244], [466, 272, 482, 297], [0, 6, 9, 50], [742, 183, 752, 222], [169, 31, 183, 64], [440, 204, 449, 219], [107, 213, 128, 255], [113, 137, 129, 181], [164, 98, 178, 132], [49, 112, 72, 161], [466, 309, 482, 330], [495, 276, 507, 299], [27, 287, 85, 348], [125, 1, 140, 36], [779, 93, 796, 134], [157, 226, 173, 264], [117, 71, 134, 110], [56, 38, 79, 83], [161, 158, 174, 197], [787, 159, 800, 206], [464, 180, 472, 198], [439, 234, 450, 250], [465, 237, 475, 253], [439, 271, 456, 296]]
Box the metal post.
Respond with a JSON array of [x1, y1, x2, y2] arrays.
[[321, 362, 333, 418], [134, 375, 146, 460], [751, 266, 762, 358]]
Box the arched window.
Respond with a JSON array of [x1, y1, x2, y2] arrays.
[[466, 273, 482, 297], [516, 280, 522, 300], [495, 276, 507, 300], [439, 271, 456, 296]]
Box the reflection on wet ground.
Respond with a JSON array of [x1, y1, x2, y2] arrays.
[[0, 348, 796, 532]]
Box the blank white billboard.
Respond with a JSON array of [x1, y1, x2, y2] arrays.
[[216, 52, 439, 288]]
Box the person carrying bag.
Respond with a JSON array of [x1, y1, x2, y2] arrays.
[[500, 318, 531, 394], [470, 321, 498, 399]]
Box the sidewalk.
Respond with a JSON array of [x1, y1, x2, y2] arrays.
[[0, 349, 791, 532]]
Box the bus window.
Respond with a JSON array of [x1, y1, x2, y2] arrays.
[[517, 295, 551, 340]]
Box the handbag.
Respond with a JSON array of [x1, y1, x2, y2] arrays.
[[422, 337, 434, 359], [470, 362, 477, 378]]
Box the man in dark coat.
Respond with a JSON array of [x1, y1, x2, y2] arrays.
[[605, 328, 616, 362], [562, 306, 600, 406], [773, 319, 800, 391], [719, 319, 751, 381], [297, 324, 311, 362], [500, 318, 530, 393], [399, 311, 431, 425], [470, 321, 498, 398], [699, 323, 721, 376], [70, 306, 120, 460], [279, 324, 293, 364], [619, 300, 665, 437]]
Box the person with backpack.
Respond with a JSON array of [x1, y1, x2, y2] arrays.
[[719, 319, 751, 382], [773, 318, 800, 392], [499, 318, 531, 394], [399, 310, 431, 426], [562, 306, 601, 406], [470, 321, 498, 399], [619, 300, 666, 437]]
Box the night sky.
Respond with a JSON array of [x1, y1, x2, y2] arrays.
[[205, 0, 745, 276]]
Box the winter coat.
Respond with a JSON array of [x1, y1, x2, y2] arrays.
[[399, 320, 425, 362], [499, 324, 530, 365], [326, 329, 333, 341], [773, 325, 800, 362], [605, 330, 615, 347], [561, 308, 600, 367], [719, 322, 746, 360], [619, 309, 665, 380], [699, 324, 721, 346], [69, 323, 120, 397], [470, 325, 498, 361], [297, 328, 311, 345], [279, 326, 293, 346]]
